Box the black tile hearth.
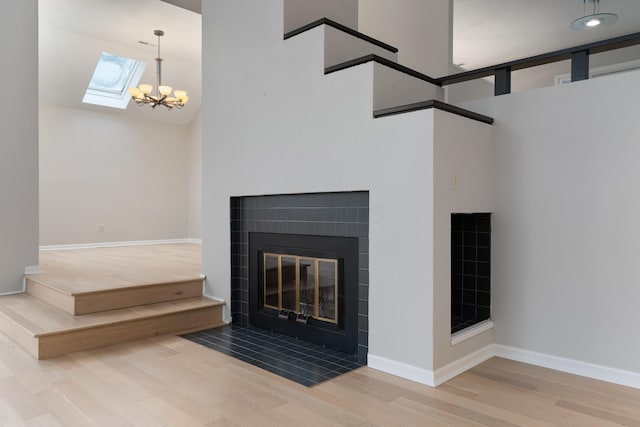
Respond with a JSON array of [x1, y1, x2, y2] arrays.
[[183, 325, 364, 387]]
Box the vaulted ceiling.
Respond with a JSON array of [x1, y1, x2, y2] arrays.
[[38, 0, 640, 126], [39, 0, 201, 126]]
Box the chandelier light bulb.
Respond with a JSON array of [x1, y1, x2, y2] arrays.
[[138, 84, 153, 95], [158, 85, 173, 96]]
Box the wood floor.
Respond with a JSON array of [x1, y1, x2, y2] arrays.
[[1, 244, 638, 425], [1, 331, 639, 426], [0, 244, 224, 359], [33, 244, 202, 294]]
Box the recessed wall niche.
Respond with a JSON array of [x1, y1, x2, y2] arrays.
[[451, 213, 491, 334]]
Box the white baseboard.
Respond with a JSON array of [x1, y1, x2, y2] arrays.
[[40, 238, 200, 251], [0, 288, 27, 296], [433, 343, 496, 386], [24, 266, 42, 275], [369, 343, 640, 391], [495, 344, 640, 390], [202, 292, 230, 322], [203, 293, 225, 303], [367, 354, 436, 387]]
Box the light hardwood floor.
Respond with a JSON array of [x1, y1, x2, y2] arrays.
[[1, 331, 639, 426], [0, 244, 223, 359], [3, 244, 639, 425], [33, 244, 202, 294]]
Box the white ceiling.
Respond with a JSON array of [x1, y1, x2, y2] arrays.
[[38, 0, 640, 125], [454, 0, 640, 70], [39, 0, 202, 126]]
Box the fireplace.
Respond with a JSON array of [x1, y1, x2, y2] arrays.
[[250, 233, 358, 353], [230, 192, 369, 362]]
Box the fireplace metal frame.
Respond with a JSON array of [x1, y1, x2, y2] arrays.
[[263, 253, 339, 324], [249, 232, 359, 355]]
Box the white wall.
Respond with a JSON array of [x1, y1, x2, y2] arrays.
[[359, 0, 452, 78], [510, 46, 640, 94], [39, 104, 190, 245], [187, 110, 202, 239], [0, 1, 39, 294], [445, 65, 494, 104], [203, 0, 439, 376], [202, 0, 497, 384], [463, 69, 640, 374], [433, 109, 494, 369], [283, 0, 358, 33], [449, 45, 640, 101], [324, 25, 397, 69]]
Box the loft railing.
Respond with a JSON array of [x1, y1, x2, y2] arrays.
[[437, 31, 640, 96], [285, 18, 639, 98]]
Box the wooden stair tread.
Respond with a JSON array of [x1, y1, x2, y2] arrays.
[[1, 245, 224, 359], [25, 274, 205, 296], [28, 243, 202, 295], [0, 293, 223, 337]]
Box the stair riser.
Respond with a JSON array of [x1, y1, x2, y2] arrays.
[[37, 305, 224, 359], [25, 279, 74, 314], [75, 280, 204, 314], [26, 279, 204, 315], [0, 311, 38, 358]]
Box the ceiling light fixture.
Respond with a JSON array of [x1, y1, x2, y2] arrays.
[[128, 30, 189, 109], [571, 0, 618, 31]]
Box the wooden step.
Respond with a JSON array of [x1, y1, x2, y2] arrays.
[[0, 293, 225, 359], [25, 276, 204, 315]]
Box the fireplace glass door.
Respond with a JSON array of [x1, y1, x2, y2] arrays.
[[264, 253, 337, 323]]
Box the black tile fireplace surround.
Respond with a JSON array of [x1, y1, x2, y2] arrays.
[[230, 192, 369, 363]]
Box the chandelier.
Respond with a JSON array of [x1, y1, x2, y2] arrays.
[[128, 30, 189, 109]]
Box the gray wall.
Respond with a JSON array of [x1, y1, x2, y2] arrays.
[[201, 0, 492, 383], [464, 68, 640, 374], [188, 110, 203, 240], [39, 104, 191, 246], [202, 0, 438, 375], [359, 0, 452, 77], [283, 0, 358, 33], [0, 1, 39, 294]]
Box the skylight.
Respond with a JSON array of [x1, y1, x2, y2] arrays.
[[82, 52, 146, 109]]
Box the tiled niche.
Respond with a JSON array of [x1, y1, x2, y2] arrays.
[[451, 213, 491, 334], [230, 192, 369, 363]]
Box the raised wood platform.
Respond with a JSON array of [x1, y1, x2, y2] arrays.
[[26, 276, 205, 315], [0, 243, 226, 359]]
